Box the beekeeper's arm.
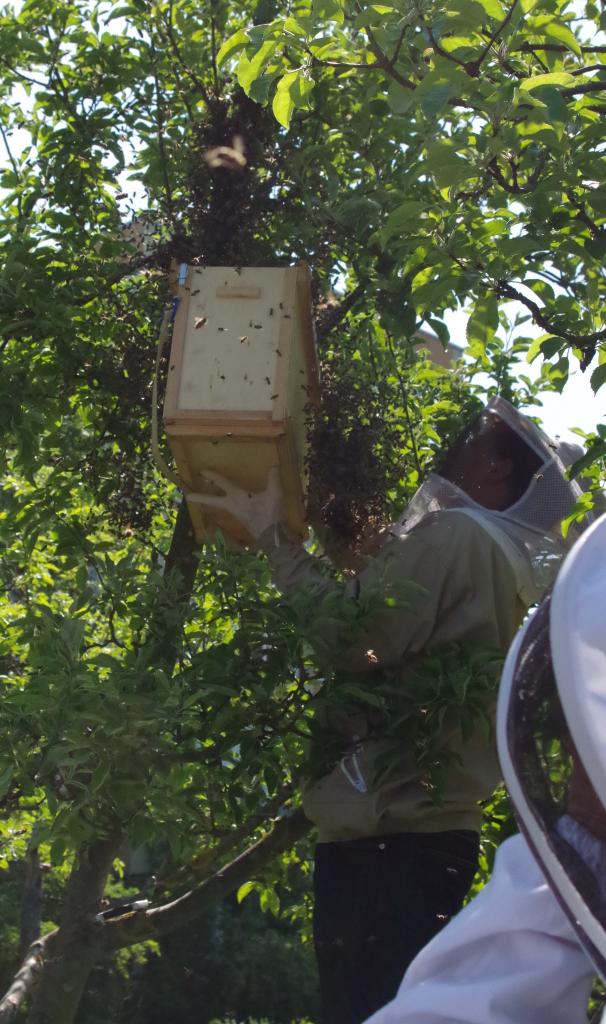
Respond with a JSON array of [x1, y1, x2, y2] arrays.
[[197, 471, 519, 675], [364, 833, 595, 1024]]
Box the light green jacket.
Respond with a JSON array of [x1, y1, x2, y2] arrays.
[[263, 510, 531, 841]]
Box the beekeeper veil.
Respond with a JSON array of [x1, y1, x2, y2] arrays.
[[497, 512, 606, 981], [397, 396, 590, 603]]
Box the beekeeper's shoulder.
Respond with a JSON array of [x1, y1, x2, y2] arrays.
[[405, 508, 492, 550]]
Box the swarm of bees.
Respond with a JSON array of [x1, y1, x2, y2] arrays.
[[306, 351, 403, 551]]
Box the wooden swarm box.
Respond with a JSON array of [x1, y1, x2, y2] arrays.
[[163, 264, 319, 544]]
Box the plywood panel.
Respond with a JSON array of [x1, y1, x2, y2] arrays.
[[177, 267, 286, 413]]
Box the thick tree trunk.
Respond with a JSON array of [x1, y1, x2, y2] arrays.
[[27, 832, 121, 1024]]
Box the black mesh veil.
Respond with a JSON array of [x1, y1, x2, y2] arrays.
[[504, 595, 606, 980]]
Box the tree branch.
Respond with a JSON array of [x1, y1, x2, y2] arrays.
[[0, 125, 23, 222], [425, 23, 467, 68], [514, 43, 606, 53], [210, 7, 220, 94], [571, 63, 606, 76], [385, 328, 422, 476], [467, 0, 518, 76], [311, 56, 393, 75], [102, 807, 311, 950], [149, 40, 176, 228], [390, 24, 409, 66], [314, 280, 367, 341], [487, 151, 547, 194], [359, 14, 417, 90], [495, 279, 606, 348], [157, 782, 298, 891], [159, 1, 210, 104], [142, 499, 199, 672], [0, 933, 59, 1023], [561, 80, 606, 98], [0, 57, 47, 88], [566, 191, 602, 237]]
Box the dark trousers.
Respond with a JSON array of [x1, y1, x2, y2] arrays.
[[313, 830, 479, 1024]]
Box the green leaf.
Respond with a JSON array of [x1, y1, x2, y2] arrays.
[[380, 201, 425, 242], [272, 71, 314, 127], [427, 318, 450, 347], [283, 16, 309, 35], [519, 72, 576, 92], [541, 20, 582, 56], [59, 617, 85, 656], [526, 333, 558, 363], [541, 337, 563, 359], [335, 196, 382, 227], [216, 29, 249, 67], [466, 294, 499, 349], [0, 763, 13, 799], [249, 71, 279, 104], [387, 81, 415, 114], [568, 441, 606, 477], [237, 39, 278, 94], [590, 363, 606, 393], [584, 236, 606, 261], [415, 71, 459, 117], [441, 0, 492, 28], [259, 885, 280, 915], [474, 0, 505, 16], [312, 0, 344, 17], [236, 880, 257, 903], [426, 142, 472, 188], [411, 264, 436, 297]]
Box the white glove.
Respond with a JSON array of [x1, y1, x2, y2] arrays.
[[187, 467, 284, 541]]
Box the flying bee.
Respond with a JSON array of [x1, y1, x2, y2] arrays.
[[195, 316, 208, 329]]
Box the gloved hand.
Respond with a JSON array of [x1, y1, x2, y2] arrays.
[[188, 467, 284, 541]]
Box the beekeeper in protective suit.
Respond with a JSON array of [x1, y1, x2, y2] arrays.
[[199, 396, 589, 1024], [364, 509, 606, 1024]]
